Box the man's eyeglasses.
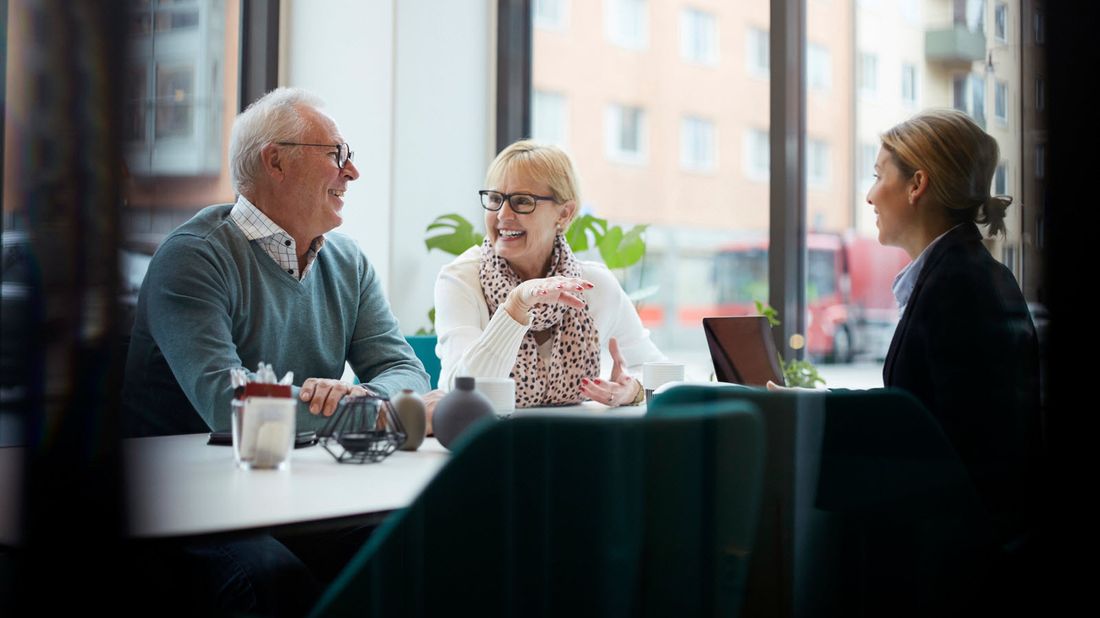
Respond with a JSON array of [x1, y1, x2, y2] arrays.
[[276, 142, 354, 169], [479, 190, 557, 214]]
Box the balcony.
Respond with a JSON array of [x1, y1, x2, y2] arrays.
[[925, 25, 986, 65]]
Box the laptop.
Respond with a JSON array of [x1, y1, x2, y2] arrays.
[[702, 316, 786, 386]]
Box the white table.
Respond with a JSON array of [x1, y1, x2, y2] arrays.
[[124, 433, 451, 538], [0, 402, 645, 544]]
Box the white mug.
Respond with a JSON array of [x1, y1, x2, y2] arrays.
[[642, 362, 686, 405], [473, 377, 516, 415]]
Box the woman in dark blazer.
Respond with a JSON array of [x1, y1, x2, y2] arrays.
[[869, 109, 1039, 545]]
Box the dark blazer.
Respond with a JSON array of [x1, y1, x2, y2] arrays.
[[883, 222, 1040, 541]]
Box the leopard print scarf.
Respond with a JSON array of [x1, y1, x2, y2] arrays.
[[478, 234, 600, 407]]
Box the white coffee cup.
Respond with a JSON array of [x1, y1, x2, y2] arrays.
[[474, 377, 516, 415], [642, 362, 686, 405]]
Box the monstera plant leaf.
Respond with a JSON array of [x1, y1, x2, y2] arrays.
[[564, 214, 608, 253], [425, 214, 484, 256], [598, 224, 648, 270]]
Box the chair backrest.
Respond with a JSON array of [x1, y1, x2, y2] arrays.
[[310, 402, 765, 618], [648, 384, 993, 617], [404, 335, 441, 390]]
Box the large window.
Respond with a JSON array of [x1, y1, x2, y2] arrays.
[[127, 0, 226, 176], [530, 1, 1035, 386], [533, 1, 771, 379]]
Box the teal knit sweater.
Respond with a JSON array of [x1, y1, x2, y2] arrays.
[[122, 204, 429, 437]]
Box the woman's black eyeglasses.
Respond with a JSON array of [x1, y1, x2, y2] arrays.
[[479, 190, 557, 214]]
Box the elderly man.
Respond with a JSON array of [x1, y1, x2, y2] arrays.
[[122, 88, 428, 617], [123, 87, 428, 437]]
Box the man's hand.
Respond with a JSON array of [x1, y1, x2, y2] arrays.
[[300, 378, 371, 416]]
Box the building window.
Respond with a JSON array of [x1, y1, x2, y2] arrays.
[[746, 27, 769, 78], [534, 0, 568, 31], [1033, 8, 1044, 44], [995, 81, 1008, 124], [1035, 143, 1045, 179], [680, 116, 715, 172], [901, 0, 921, 24], [605, 104, 647, 164], [743, 128, 769, 182], [807, 43, 831, 92], [955, 0, 986, 33], [901, 62, 918, 106], [1035, 77, 1045, 112], [858, 52, 878, 97], [606, 0, 648, 50], [994, 162, 1007, 195], [859, 142, 878, 194], [994, 2, 1008, 42], [953, 73, 986, 128], [126, 0, 226, 176], [807, 139, 830, 188], [680, 8, 718, 65], [532, 91, 568, 147]]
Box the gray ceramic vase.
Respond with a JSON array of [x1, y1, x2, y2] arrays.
[[391, 389, 426, 451], [432, 377, 495, 450]]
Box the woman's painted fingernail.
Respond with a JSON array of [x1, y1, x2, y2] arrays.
[[594, 379, 601, 384], [581, 378, 589, 384]]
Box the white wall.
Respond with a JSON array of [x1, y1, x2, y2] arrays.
[[281, 0, 492, 333]]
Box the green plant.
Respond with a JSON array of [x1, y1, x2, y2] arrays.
[[419, 212, 648, 333], [754, 300, 826, 389]]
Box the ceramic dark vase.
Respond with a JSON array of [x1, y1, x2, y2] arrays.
[[432, 376, 495, 450]]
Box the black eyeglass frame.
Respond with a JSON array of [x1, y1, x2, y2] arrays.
[[276, 142, 355, 169], [478, 189, 558, 214]]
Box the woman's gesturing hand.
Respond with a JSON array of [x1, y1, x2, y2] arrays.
[[503, 276, 594, 324], [579, 337, 641, 407]]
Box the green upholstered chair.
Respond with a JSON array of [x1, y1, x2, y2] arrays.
[[648, 384, 994, 617], [310, 402, 765, 618], [404, 334, 441, 390]]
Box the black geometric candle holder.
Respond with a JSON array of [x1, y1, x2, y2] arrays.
[[317, 395, 406, 464]]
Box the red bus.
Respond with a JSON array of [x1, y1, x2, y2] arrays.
[[639, 233, 910, 362]]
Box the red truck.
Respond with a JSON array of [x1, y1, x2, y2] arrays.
[[638, 233, 911, 362]]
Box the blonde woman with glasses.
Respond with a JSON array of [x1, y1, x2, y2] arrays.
[[432, 140, 664, 410]]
